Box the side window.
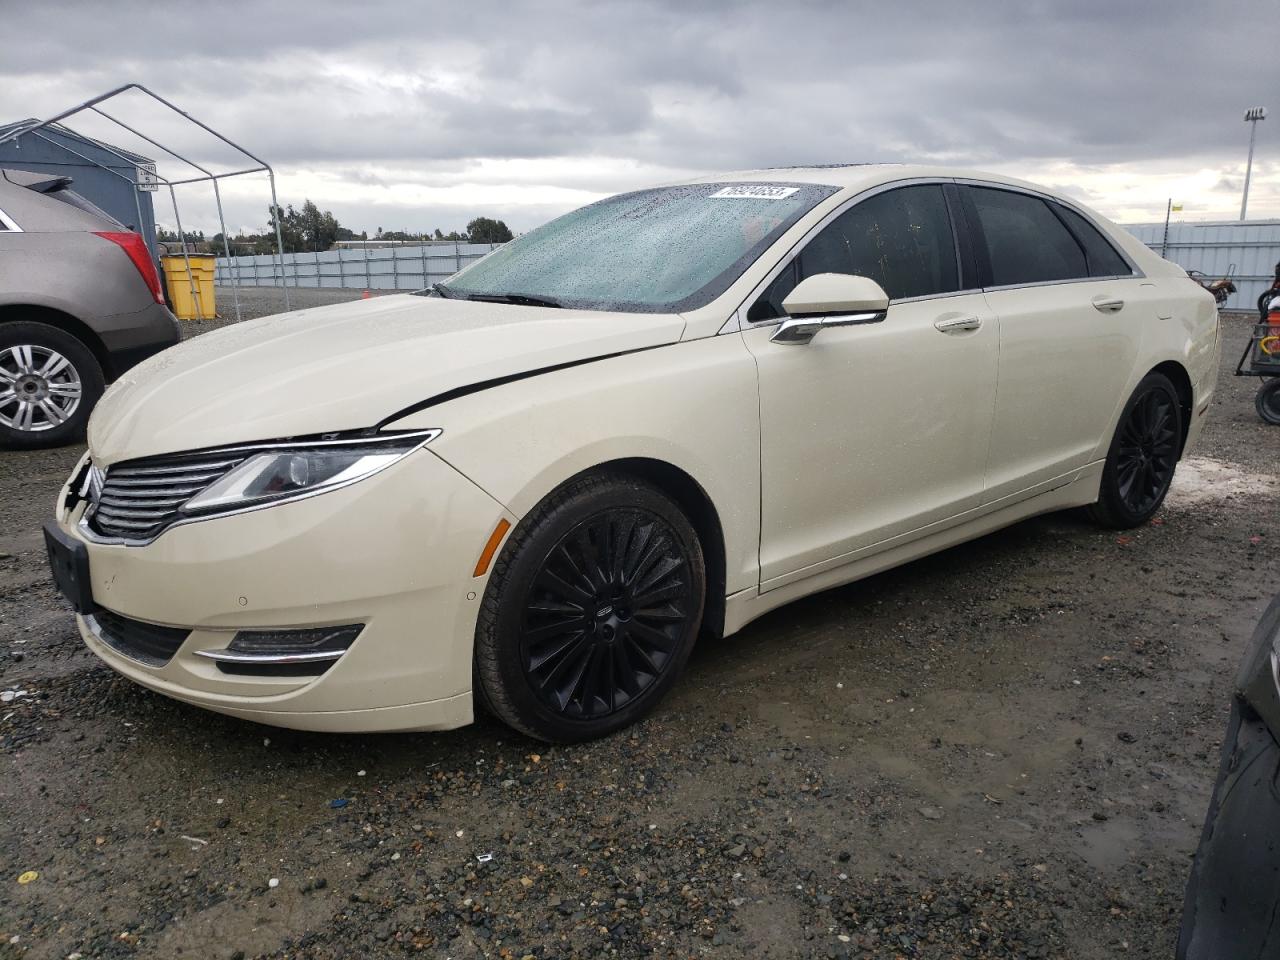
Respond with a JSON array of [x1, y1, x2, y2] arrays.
[[747, 184, 959, 322], [968, 187, 1088, 286], [1054, 205, 1132, 278]]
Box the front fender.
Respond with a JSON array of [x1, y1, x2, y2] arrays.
[[386, 335, 761, 595]]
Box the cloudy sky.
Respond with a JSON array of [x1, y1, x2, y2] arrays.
[[2, 0, 1276, 237]]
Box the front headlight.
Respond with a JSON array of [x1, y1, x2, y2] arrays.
[[179, 431, 439, 516]]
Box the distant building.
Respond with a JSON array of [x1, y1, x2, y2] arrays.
[[0, 120, 159, 253]]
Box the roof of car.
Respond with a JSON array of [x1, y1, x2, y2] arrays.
[[682, 163, 1051, 195]]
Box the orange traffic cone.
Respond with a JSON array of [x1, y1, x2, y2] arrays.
[[362, 289, 371, 300]]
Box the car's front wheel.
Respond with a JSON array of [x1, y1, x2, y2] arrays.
[[1088, 372, 1183, 528], [0, 321, 104, 449], [474, 473, 706, 743]]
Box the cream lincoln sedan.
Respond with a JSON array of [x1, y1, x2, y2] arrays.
[[44, 165, 1219, 742]]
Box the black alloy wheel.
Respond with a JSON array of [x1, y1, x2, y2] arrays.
[[520, 509, 693, 720], [1089, 372, 1183, 529], [474, 473, 705, 743], [1114, 387, 1180, 514]]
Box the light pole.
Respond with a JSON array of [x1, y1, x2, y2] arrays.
[[1241, 106, 1267, 221]]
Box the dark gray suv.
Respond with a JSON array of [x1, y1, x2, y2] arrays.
[[0, 168, 180, 448]]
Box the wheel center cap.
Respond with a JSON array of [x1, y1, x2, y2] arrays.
[[16, 375, 46, 400], [595, 603, 614, 620]]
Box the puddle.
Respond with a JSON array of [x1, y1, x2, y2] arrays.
[[1166, 456, 1278, 508]]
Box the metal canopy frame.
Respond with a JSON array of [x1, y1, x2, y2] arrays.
[[0, 83, 291, 320]]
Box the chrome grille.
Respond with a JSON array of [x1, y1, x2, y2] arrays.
[[88, 455, 244, 540]]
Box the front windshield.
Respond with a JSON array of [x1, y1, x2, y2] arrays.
[[431, 182, 837, 313]]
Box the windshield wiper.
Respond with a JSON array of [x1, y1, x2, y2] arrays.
[[419, 285, 563, 308], [465, 292, 564, 309]]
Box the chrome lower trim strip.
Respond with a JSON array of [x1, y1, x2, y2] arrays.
[[193, 648, 345, 665]]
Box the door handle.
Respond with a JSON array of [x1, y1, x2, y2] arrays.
[[933, 315, 982, 334], [1092, 295, 1125, 313]]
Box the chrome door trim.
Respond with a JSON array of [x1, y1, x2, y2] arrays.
[[980, 274, 1133, 294], [717, 308, 745, 335], [770, 310, 886, 345], [0, 206, 22, 232]]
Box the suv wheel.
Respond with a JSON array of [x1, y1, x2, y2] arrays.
[[0, 321, 105, 449]]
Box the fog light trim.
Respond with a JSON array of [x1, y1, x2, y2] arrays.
[[195, 624, 363, 677]]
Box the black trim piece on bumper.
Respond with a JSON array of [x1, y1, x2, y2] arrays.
[[106, 337, 177, 379], [88, 609, 190, 668]]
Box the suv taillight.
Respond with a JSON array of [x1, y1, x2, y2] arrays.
[[93, 231, 165, 305]]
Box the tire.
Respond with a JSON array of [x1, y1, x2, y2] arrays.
[[0, 321, 104, 449], [1257, 379, 1280, 426], [474, 472, 706, 743], [1259, 289, 1277, 322], [1087, 372, 1183, 529]]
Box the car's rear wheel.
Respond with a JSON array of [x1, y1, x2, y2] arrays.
[[0, 321, 104, 449], [474, 473, 705, 743], [1088, 372, 1183, 529]]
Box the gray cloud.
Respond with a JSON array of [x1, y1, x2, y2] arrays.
[[1, 0, 1276, 233]]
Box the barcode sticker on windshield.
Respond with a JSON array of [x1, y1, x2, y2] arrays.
[[709, 185, 800, 200]]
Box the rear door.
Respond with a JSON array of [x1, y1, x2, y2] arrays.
[[961, 184, 1148, 501]]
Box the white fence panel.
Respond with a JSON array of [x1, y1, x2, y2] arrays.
[[1123, 220, 1280, 312], [215, 242, 501, 292]]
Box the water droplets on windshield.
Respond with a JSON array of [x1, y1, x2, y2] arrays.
[[439, 182, 837, 314]]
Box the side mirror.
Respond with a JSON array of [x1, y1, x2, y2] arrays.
[[772, 273, 890, 344]]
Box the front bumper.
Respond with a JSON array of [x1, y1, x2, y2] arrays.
[[54, 447, 514, 732]]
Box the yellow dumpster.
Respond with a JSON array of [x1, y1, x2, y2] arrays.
[[160, 254, 217, 320]]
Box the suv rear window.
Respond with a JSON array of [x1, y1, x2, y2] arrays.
[[47, 188, 124, 227]]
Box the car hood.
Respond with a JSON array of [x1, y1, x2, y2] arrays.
[[88, 294, 686, 464]]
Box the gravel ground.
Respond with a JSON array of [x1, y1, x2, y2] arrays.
[[0, 298, 1276, 960]]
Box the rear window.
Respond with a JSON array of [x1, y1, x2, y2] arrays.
[[1054, 205, 1132, 277], [47, 188, 124, 227], [968, 186, 1088, 287]]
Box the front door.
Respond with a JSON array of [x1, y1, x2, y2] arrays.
[[744, 183, 1000, 588]]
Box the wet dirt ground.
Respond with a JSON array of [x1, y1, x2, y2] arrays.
[[0, 300, 1276, 959]]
